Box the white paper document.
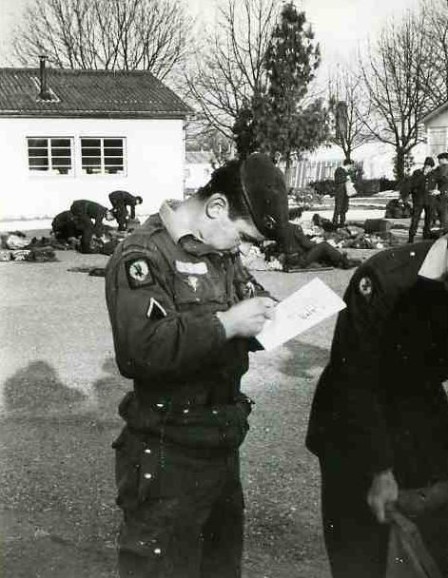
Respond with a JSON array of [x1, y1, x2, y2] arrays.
[[256, 278, 347, 351]]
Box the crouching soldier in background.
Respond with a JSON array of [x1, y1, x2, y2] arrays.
[[282, 221, 360, 271], [51, 210, 82, 243], [109, 190, 143, 231], [105, 153, 289, 578], [307, 238, 448, 577], [70, 199, 114, 254]]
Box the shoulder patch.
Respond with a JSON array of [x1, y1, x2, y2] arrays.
[[125, 257, 154, 289], [358, 276, 373, 300]]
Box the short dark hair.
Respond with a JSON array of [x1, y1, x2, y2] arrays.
[[196, 160, 251, 220], [438, 152, 448, 161], [424, 156, 435, 168], [135, 196, 143, 204], [343, 159, 354, 166]]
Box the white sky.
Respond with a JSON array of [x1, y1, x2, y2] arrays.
[[0, 0, 420, 68]]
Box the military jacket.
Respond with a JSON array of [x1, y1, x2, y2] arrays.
[[109, 191, 138, 219], [106, 214, 266, 411], [282, 222, 315, 256], [306, 241, 448, 487], [429, 165, 448, 194], [410, 169, 432, 203]]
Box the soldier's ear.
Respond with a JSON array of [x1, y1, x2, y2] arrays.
[[205, 193, 230, 220]]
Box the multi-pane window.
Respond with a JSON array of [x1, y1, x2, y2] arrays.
[[27, 137, 73, 175], [81, 137, 125, 175], [429, 128, 448, 157]]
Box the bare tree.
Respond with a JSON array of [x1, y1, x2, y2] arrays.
[[185, 0, 280, 139], [328, 66, 371, 162], [359, 13, 432, 179], [13, 0, 191, 80], [418, 0, 448, 108]]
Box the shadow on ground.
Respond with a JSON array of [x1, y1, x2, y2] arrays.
[[0, 358, 130, 578]]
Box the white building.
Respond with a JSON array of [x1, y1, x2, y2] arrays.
[[0, 62, 190, 220], [422, 103, 448, 157], [184, 151, 217, 193]]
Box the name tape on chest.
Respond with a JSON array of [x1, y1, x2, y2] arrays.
[[175, 260, 208, 275]]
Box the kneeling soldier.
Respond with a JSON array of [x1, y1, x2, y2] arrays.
[[105, 154, 289, 578]]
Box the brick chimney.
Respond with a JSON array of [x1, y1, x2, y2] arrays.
[[39, 55, 52, 100]]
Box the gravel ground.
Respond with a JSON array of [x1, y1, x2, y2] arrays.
[[0, 249, 362, 577]]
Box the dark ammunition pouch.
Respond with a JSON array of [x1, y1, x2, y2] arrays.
[[118, 391, 253, 449]]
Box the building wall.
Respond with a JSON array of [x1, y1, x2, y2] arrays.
[[0, 117, 185, 220], [425, 109, 448, 157], [184, 162, 213, 191]]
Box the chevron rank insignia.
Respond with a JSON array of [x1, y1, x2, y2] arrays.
[[147, 298, 167, 320], [125, 257, 154, 289]]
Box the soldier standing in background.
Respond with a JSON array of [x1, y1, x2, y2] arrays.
[[332, 159, 354, 228], [429, 152, 448, 233], [105, 153, 289, 578], [408, 156, 435, 243]]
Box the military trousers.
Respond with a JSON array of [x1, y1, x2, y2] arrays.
[[433, 194, 448, 232], [113, 427, 244, 578], [409, 197, 434, 241], [110, 199, 129, 231], [332, 192, 349, 227], [320, 456, 448, 578], [285, 242, 344, 269]]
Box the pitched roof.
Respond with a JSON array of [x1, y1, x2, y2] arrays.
[[421, 101, 448, 124], [0, 68, 191, 119]]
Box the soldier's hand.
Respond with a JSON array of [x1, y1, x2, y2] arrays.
[[216, 297, 276, 339], [367, 469, 399, 524]]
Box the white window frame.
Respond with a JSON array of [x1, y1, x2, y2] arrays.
[[27, 137, 74, 176], [80, 137, 127, 176]]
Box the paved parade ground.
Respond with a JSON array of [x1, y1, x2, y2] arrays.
[[0, 248, 359, 577]]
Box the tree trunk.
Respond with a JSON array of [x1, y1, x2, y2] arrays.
[[394, 149, 406, 181]]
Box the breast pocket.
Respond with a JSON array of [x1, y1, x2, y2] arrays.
[[173, 272, 228, 310]]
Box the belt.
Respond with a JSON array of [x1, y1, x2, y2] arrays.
[[119, 391, 254, 449]]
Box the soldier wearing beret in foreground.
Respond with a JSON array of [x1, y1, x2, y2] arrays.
[[105, 153, 289, 578], [306, 237, 448, 577]]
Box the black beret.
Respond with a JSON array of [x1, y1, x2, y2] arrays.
[[424, 156, 435, 167], [437, 152, 448, 161], [240, 153, 289, 241]]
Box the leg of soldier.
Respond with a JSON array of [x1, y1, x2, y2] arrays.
[[80, 221, 94, 253], [115, 202, 128, 231], [439, 194, 448, 232], [200, 453, 244, 578], [422, 202, 433, 239], [72, 214, 94, 253], [409, 201, 423, 242], [114, 429, 243, 578], [332, 193, 342, 226], [340, 195, 349, 227], [320, 458, 389, 578]]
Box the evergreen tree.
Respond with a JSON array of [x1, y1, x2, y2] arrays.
[[233, 2, 329, 173]]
